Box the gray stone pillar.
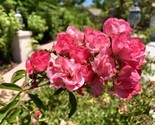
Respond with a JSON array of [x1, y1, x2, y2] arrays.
[[12, 31, 32, 62]]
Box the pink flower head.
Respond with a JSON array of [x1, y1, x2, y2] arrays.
[[53, 32, 75, 54], [88, 76, 103, 97], [103, 18, 132, 37], [92, 48, 116, 81], [111, 65, 141, 99], [66, 26, 84, 46], [121, 37, 146, 69], [69, 46, 91, 64], [85, 28, 110, 53], [34, 109, 41, 118], [26, 50, 51, 75], [112, 32, 146, 69], [46, 57, 85, 91]]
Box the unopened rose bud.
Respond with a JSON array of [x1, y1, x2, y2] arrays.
[[34, 109, 41, 118], [31, 81, 38, 88]]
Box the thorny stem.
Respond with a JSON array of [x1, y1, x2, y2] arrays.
[[23, 82, 50, 92]]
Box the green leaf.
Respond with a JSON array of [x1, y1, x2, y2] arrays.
[[40, 121, 48, 125], [28, 94, 45, 110], [22, 114, 31, 125], [68, 92, 77, 118], [7, 108, 21, 123], [54, 88, 65, 95], [0, 83, 22, 91], [0, 96, 19, 123], [11, 70, 26, 84]]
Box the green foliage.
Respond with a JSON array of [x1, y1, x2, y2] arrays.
[[0, 0, 101, 49], [0, 6, 21, 63], [28, 13, 48, 41], [0, 83, 22, 91], [46, 6, 101, 38]]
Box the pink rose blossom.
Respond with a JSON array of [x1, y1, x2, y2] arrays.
[[66, 26, 84, 45], [92, 48, 116, 81], [53, 32, 75, 54], [85, 28, 110, 53], [111, 65, 141, 99], [112, 32, 146, 68], [26, 60, 34, 75], [121, 38, 146, 69], [26, 50, 50, 75], [103, 18, 132, 37], [25, 18, 145, 101], [46, 57, 85, 91], [69, 46, 91, 64]]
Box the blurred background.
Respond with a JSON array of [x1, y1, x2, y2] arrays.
[[0, 0, 155, 64]]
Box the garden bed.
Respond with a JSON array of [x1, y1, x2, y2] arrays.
[[0, 62, 19, 75]]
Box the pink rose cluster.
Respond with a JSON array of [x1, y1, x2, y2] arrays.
[[26, 18, 145, 99]]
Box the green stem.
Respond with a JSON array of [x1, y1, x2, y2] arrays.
[[23, 82, 50, 92]]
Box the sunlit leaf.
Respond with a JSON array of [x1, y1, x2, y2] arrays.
[[11, 70, 26, 84], [0, 83, 22, 91], [68, 92, 77, 118], [25, 72, 29, 83], [7, 108, 21, 123], [0, 96, 19, 123]]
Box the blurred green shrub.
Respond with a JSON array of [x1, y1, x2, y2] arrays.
[[0, 0, 103, 44], [0, 6, 21, 63], [46, 7, 101, 39], [28, 13, 48, 41]]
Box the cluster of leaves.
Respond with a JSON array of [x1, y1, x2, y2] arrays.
[[27, 13, 48, 41], [1, 0, 101, 40], [0, 6, 21, 63], [47, 7, 102, 38], [0, 69, 78, 124]]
